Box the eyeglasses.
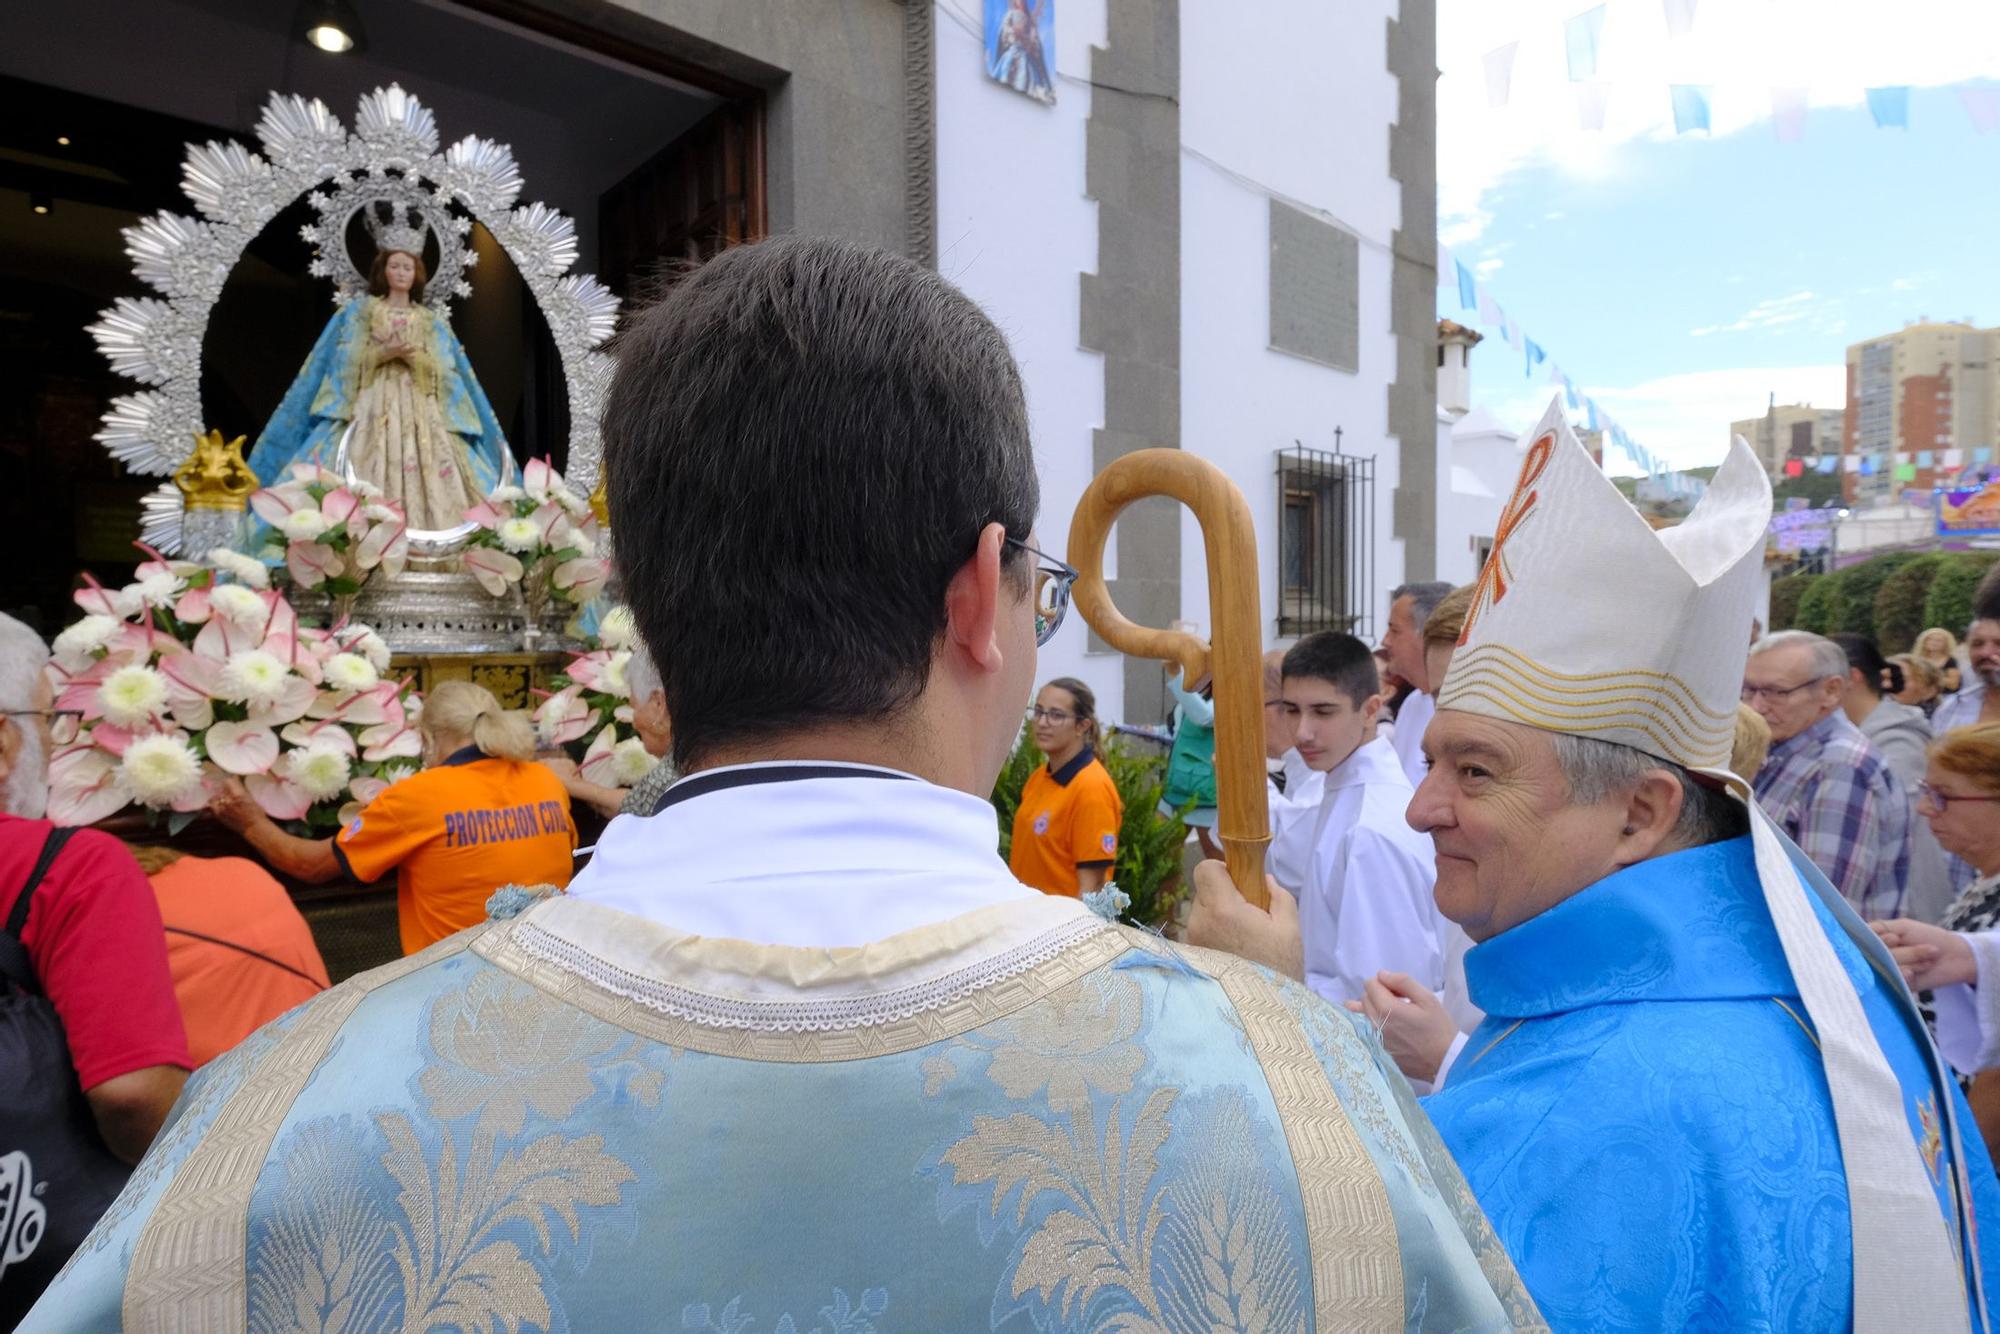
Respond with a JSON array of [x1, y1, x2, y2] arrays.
[[1006, 536, 1077, 647], [1740, 678, 1825, 704], [1028, 705, 1078, 724], [1917, 782, 2000, 812], [4, 709, 83, 742]]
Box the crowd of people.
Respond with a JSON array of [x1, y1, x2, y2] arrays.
[[10, 234, 2000, 1327]]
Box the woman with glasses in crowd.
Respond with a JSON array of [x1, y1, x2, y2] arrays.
[[1009, 677, 1123, 898]]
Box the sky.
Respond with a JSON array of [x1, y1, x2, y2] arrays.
[[1437, 0, 2000, 473]]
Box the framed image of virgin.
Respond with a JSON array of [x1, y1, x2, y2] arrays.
[[985, 0, 1055, 105]]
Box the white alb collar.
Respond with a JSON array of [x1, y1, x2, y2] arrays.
[[565, 760, 1039, 947]]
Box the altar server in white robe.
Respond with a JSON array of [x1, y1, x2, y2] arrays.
[[24, 236, 1540, 1331], [1262, 650, 1323, 895], [1283, 630, 1473, 1017]]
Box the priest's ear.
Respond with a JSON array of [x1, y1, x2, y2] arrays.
[[1610, 766, 1688, 866]]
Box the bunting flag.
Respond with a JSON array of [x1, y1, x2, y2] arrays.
[[1946, 449, 1965, 467], [1438, 238, 1454, 278], [1484, 42, 1520, 110], [1585, 398, 1601, 431], [1670, 85, 1712, 135], [1918, 450, 1934, 467], [1979, 448, 1994, 464], [1895, 452, 1911, 465], [1844, 456, 1861, 473], [1457, 260, 1479, 311], [1662, 0, 1698, 37], [1524, 338, 1547, 379], [1565, 5, 1607, 82], [1860, 457, 1877, 475], [1867, 86, 1911, 129], [1477, 286, 1502, 326], [1772, 87, 1808, 143], [1785, 459, 1804, 478], [1817, 457, 1839, 475], [1563, 374, 1581, 410], [1895, 463, 1918, 481], [1575, 82, 1610, 131], [1963, 87, 2000, 135]]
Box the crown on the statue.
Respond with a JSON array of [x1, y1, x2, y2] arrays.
[[365, 203, 430, 260], [1434, 397, 1771, 779]]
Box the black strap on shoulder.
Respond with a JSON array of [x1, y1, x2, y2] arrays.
[[0, 825, 77, 995], [162, 925, 327, 991]]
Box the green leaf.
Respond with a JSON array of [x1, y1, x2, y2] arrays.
[[166, 810, 197, 836], [326, 574, 364, 596]]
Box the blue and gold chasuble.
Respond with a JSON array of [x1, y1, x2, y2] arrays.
[[28, 893, 1542, 1331], [1424, 835, 2000, 1330]]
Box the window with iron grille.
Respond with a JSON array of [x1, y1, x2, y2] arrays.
[[1275, 440, 1374, 638]]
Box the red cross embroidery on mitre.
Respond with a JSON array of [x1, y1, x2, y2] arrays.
[[1458, 430, 1555, 647]]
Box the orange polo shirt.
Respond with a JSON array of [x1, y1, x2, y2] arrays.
[[148, 855, 329, 1065], [1009, 748, 1123, 897], [335, 748, 576, 954]]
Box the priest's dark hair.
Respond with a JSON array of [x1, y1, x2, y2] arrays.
[[1280, 631, 1380, 708], [603, 235, 1038, 770]]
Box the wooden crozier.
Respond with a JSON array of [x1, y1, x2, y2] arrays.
[[1066, 450, 1271, 909]]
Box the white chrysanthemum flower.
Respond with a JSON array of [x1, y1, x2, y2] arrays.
[[53, 615, 122, 662], [324, 652, 379, 693], [555, 487, 591, 518], [598, 606, 636, 650], [131, 570, 183, 609], [567, 529, 597, 558], [284, 745, 351, 800], [496, 516, 542, 553], [279, 509, 332, 541], [97, 664, 170, 727], [349, 479, 383, 499], [119, 733, 202, 806], [219, 649, 290, 705], [361, 502, 399, 523], [347, 629, 392, 672], [208, 583, 269, 626], [611, 737, 657, 786], [382, 762, 418, 785], [206, 547, 271, 589], [486, 484, 526, 503], [602, 650, 631, 699]]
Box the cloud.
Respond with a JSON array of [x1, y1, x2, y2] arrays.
[[1472, 363, 1849, 471], [1689, 290, 1818, 337], [1439, 0, 2000, 246], [1475, 256, 1505, 276]]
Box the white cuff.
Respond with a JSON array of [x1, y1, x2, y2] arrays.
[[1420, 1028, 1473, 1095], [1934, 931, 2000, 1075]]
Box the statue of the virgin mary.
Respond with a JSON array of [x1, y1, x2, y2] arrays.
[[245, 215, 510, 531]]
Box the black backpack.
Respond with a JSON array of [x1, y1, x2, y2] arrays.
[[0, 827, 135, 1328]]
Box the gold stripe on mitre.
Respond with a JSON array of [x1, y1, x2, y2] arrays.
[[1438, 642, 1736, 772]]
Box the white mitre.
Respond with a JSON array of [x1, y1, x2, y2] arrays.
[[1438, 396, 1979, 1333], [1437, 398, 1764, 779]]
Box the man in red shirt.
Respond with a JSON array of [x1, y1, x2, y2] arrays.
[[0, 613, 189, 1308]]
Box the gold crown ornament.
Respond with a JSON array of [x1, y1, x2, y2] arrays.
[[172, 430, 257, 512]]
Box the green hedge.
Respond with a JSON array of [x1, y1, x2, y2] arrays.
[[1873, 554, 1945, 654], [1828, 551, 1921, 640], [1768, 573, 1817, 633], [991, 727, 1190, 928], [1793, 576, 1841, 634], [1923, 552, 2000, 640]]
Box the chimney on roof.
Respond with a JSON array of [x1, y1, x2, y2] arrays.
[[1438, 319, 1484, 419]]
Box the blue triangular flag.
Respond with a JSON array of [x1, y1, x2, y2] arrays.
[[1671, 85, 1712, 134], [1867, 86, 1911, 129], [1456, 260, 1478, 311], [1566, 5, 1607, 81], [1524, 338, 1546, 378]]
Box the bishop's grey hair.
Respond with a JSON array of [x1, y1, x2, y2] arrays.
[[624, 644, 661, 704], [1748, 630, 1849, 684], [1549, 732, 1747, 849], [1392, 581, 1456, 633]]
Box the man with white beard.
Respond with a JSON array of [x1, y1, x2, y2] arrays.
[[0, 612, 188, 1325]]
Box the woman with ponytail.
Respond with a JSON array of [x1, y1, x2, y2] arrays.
[[209, 680, 577, 954], [1009, 677, 1123, 897]]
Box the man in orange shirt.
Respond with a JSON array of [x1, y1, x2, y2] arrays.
[[211, 683, 576, 954], [129, 847, 329, 1065]]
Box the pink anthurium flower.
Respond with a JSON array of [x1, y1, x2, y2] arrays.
[[248, 674, 318, 727], [577, 724, 620, 786], [523, 456, 555, 500], [347, 775, 390, 806], [174, 586, 213, 624], [321, 488, 361, 528], [205, 720, 280, 775], [285, 541, 341, 590], [355, 511, 407, 571], [47, 748, 127, 826], [245, 772, 313, 821], [88, 723, 136, 757], [280, 719, 358, 757], [463, 546, 523, 597], [462, 499, 504, 528], [249, 485, 304, 528], [553, 557, 608, 604], [533, 686, 597, 746], [360, 721, 423, 762]]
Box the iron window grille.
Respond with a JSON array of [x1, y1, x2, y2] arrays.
[[1275, 438, 1374, 639]]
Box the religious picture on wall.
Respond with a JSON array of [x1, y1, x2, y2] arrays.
[[985, 0, 1055, 105]]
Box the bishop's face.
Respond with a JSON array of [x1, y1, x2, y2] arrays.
[[1407, 710, 1634, 942]]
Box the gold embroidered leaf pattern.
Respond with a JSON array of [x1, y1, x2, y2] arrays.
[[247, 1122, 401, 1334], [1155, 1094, 1304, 1334], [982, 972, 1147, 1113], [419, 970, 625, 1137]]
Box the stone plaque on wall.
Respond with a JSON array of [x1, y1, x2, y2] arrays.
[[1269, 199, 1359, 372]]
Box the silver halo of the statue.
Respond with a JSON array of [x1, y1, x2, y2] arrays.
[[89, 83, 620, 558]]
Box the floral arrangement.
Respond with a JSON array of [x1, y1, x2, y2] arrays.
[[46, 550, 419, 834], [530, 606, 658, 790], [250, 463, 410, 618], [462, 459, 609, 620]]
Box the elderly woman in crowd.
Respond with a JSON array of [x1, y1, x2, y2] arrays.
[[211, 680, 576, 955], [1894, 653, 1946, 717], [544, 646, 677, 819]]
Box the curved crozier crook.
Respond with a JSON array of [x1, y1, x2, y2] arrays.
[[1066, 449, 1271, 909]]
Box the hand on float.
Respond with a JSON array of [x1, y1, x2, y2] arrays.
[[540, 755, 580, 780], [207, 775, 267, 834], [1345, 971, 1456, 1084], [1872, 918, 1979, 990], [1186, 861, 1303, 981]]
